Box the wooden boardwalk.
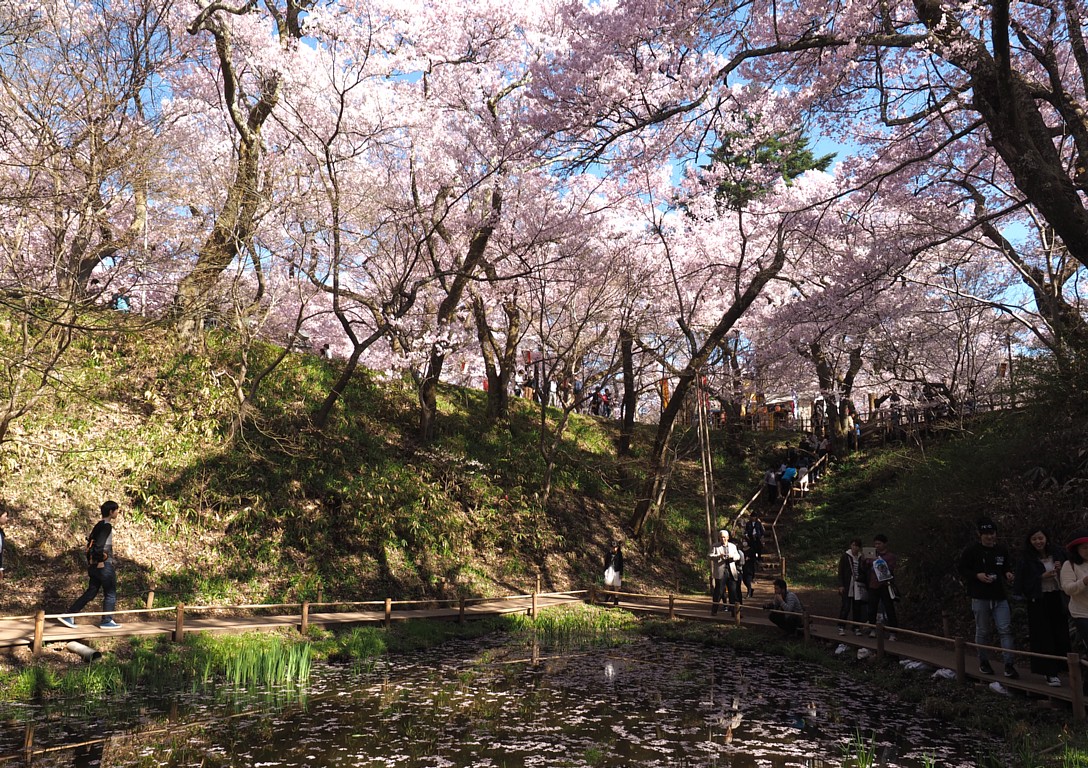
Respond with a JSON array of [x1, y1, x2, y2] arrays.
[[0, 592, 586, 650], [2, 585, 1084, 719], [599, 588, 1088, 719]]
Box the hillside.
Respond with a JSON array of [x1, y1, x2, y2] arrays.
[[1, 319, 1086, 640], [0, 323, 772, 617]]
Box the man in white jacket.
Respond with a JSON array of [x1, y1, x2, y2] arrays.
[[710, 529, 744, 616]]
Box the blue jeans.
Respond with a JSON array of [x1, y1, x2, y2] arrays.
[[972, 598, 1014, 664], [68, 562, 117, 623]]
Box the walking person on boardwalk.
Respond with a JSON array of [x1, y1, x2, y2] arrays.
[[603, 541, 624, 606], [837, 538, 867, 636], [1013, 526, 1068, 687], [958, 517, 1017, 678], [58, 500, 123, 629], [710, 529, 744, 616]]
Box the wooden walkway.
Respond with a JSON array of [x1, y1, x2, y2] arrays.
[[0, 592, 586, 651], [2, 584, 1084, 720], [597, 588, 1088, 719]]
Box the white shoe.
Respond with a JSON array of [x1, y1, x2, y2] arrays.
[[837, 627, 845, 636], [57, 616, 76, 629], [888, 633, 897, 642], [1046, 676, 1062, 687]]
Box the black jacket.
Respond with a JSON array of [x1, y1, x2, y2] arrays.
[[1013, 545, 1066, 602], [958, 541, 1013, 600]]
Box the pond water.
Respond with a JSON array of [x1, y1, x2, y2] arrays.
[[0, 636, 999, 767]]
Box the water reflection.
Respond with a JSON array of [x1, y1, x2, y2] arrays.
[[0, 637, 997, 767]]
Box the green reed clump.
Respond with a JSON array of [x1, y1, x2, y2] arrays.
[[55, 664, 126, 697], [503, 603, 639, 645], [323, 627, 386, 671], [841, 730, 877, 768], [0, 665, 59, 700], [184, 632, 312, 688]]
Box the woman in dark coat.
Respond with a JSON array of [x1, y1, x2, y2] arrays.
[[1013, 526, 1069, 686]]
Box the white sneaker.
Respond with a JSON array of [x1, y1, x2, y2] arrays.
[[888, 633, 897, 642], [57, 616, 76, 629], [1046, 676, 1062, 687], [837, 627, 845, 636]]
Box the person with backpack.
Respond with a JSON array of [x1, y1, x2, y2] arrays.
[[58, 500, 123, 629]]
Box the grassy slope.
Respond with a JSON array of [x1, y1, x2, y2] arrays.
[[2, 318, 1086, 645], [0, 323, 783, 615]]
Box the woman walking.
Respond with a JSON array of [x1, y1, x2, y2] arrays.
[[604, 541, 624, 606], [1014, 527, 1068, 686]]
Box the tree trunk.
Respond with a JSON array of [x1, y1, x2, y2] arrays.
[[416, 188, 502, 441], [618, 329, 636, 456], [631, 240, 787, 537]]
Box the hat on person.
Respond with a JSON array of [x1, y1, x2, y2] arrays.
[[1067, 530, 1088, 553], [977, 517, 997, 534]]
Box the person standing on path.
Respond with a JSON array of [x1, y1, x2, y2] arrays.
[[837, 538, 867, 635], [1060, 531, 1088, 657], [863, 533, 899, 640], [1013, 527, 1068, 686], [710, 529, 744, 616], [59, 500, 123, 629], [743, 512, 766, 596], [957, 517, 1017, 678], [603, 541, 624, 606]]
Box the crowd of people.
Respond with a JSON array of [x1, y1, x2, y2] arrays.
[[601, 499, 1088, 693]]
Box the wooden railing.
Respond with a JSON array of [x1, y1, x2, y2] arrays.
[[589, 586, 1088, 721], [0, 590, 589, 654]]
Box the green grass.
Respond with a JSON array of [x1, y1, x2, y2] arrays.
[[502, 602, 640, 645]]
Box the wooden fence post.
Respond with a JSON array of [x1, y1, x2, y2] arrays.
[[146, 591, 155, 610], [31, 611, 44, 657], [531, 591, 538, 619], [23, 724, 34, 764], [589, 584, 596, 605], [174, 604, 185, 642], [300, 601, 310, 635], [384, 598, 391, 628], [1069, 653, 1085, 723], [802, 611, 810, 642], [780, 557, 787, 578], [954, 638, 966, 683], [458, 597, 466, 624], [536, 572, 541, 594], [668, 594, 675, 620], [874, 624, 885, 660]]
